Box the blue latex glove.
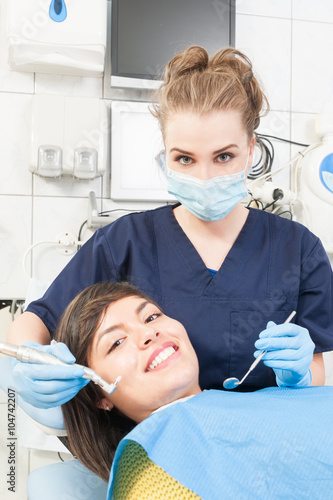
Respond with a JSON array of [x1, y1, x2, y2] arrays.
[[254, 321, 315, 387], [12, 342, 89, 409]]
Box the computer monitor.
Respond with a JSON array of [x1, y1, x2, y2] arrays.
[[110, 0, 235, 89]]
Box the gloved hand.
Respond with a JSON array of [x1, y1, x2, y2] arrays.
[[12, 342, 89, 409], [254, 321, 315, 387]]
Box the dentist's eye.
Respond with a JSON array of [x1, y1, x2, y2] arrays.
[[145, 313, 162, 323], [176, 156, 193, 165], [216, 153, 233, 163]]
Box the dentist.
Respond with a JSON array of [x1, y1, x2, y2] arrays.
[[7, 46, 332, 409]]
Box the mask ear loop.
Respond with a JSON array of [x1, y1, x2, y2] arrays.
[[246, 137, 256, 172], [245, 146, 251, 171], [155, 150, 167, 176]]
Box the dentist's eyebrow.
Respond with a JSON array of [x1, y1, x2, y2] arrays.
[[169, 147, 194, 155], [169, 144, 239, 156], [95, 300, 151, 347], [213, 144, 239, 155]]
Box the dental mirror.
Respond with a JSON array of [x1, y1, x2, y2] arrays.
[[223, 311, 296, 390]]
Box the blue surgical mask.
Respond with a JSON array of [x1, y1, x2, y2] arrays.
[[167, 157, 249, 221]]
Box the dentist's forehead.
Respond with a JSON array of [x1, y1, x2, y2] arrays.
[[164, 110, 249, 148]]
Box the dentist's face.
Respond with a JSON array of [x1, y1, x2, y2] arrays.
[[89, 296, 201, 422], [164, 109, 254, 180]]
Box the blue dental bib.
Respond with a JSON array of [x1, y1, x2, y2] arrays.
[[108, 387, 333, 499]]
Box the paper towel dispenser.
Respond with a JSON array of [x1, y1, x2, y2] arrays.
[[6, 0, 107, 77]]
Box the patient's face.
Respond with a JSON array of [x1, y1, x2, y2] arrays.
[[89, 296, 201, 422]]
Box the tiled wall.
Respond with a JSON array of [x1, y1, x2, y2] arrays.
[[2, 0, 333, 298], [1, 0, 333, 498]]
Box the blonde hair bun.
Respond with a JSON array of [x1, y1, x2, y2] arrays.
[[152, 45, 269, 139]]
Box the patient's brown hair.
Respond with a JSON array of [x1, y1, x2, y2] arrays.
[[55, 281, 159, 482]]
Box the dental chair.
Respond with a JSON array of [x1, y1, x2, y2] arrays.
[[0, 356, 107, 500]]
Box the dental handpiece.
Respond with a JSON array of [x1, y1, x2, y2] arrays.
[[0, 341, 121, 395]]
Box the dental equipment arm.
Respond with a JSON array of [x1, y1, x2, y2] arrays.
[[1, 341, 120, 408]]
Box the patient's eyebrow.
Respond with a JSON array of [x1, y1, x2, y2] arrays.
[[95, 323, 123, 347], [135, 300, 150, 315], [95, 300, 150, 347]]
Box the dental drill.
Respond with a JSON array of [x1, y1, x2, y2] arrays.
[[0, 341, 121, 395]]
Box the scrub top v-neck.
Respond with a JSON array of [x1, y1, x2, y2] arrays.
[[27, 204, 333, 392], [159, 204, 259, 298]]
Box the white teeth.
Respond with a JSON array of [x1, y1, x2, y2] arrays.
[[147, 346, 176, 372]]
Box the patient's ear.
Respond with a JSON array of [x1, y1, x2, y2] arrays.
[[96, 397, 114, 411]]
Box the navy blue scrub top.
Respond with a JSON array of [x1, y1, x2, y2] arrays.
[[27, 205, 333, 392]]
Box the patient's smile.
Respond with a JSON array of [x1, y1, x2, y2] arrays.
[[146, 344, 179, 372]]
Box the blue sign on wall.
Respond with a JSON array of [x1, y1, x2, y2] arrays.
[[49, 0, 67, 23], [319, 153, 333, 194]]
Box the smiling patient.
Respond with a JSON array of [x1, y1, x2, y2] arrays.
[[55, 281, 333, 500]]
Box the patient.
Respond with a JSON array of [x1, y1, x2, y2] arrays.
[[55, 281, 333, 499]]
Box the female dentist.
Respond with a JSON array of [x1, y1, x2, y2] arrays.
[[7, 46, 332, 408]]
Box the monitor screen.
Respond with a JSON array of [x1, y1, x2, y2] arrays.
[[111, 0, 235, 89]]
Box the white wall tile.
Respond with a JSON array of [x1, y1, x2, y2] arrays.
[[256, 111, 291, 187], [236, 0, 291, 18], [31, 196, 95, 284], [0, 196, 31, 298], [259, 111, 291, 144], [35, 73, 103, 98], [236, 15, 291, 111], [292, 0, 333, 23], [33, 175, 103, 199], [0, 0, 34, 94], [290, 112, 318, 155], [289, 112, 319, 196], [0, 93, 33, 196], [292, 21, 333, 113]]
